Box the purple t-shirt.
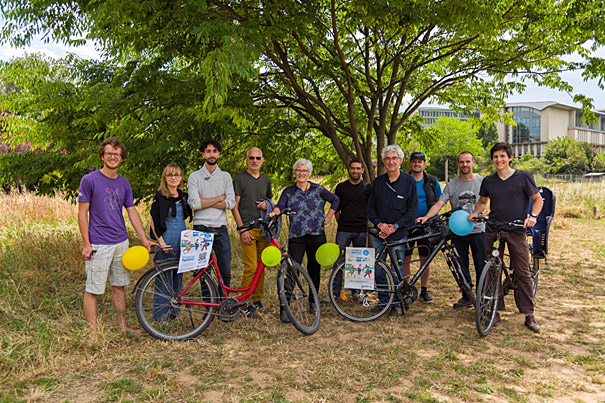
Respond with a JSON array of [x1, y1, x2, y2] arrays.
[[78, 170, 135, 245]]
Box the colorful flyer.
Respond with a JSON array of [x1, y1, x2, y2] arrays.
[[343, 247, 375, 290], [177, 230, 214, 274]]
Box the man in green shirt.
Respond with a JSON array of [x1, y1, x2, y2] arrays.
[[232, 147, 273, 318]]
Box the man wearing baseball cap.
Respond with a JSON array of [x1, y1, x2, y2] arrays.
[[403, 152, 442, 304]]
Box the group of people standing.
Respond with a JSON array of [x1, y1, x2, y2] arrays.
[[78, 137, 543, 342]]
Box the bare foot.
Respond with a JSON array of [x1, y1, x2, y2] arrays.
[[120, 326, 142, 337]]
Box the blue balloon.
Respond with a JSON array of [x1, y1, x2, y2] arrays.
[[449, 210, 474, 236]]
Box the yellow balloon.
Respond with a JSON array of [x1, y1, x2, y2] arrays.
[[315, 243, 340, 266], [261, 246, 282, 267], [122, 246, 150, 271]]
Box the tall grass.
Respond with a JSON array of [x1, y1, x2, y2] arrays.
[[0, 183, 603, 402]]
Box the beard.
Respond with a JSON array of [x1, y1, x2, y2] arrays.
[[205, 159, 218, 165]]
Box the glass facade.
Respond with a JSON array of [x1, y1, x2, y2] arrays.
[[512, 107, 541, 143]]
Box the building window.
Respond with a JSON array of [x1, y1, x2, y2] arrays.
[[512, 107, 541, 144]]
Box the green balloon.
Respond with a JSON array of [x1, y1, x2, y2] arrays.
[[261, 246, 282, 267], [315, 242, 340, 266]]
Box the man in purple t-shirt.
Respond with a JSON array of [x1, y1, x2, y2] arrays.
[[78, 137, 155, 342]]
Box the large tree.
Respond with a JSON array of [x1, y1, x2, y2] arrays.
[[2, 0, 605, 185]]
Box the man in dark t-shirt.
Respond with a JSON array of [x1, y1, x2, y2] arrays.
[[468, 142, 544, 333], [232, 147, 273, 318], [334, 158, 372, 248], [330, 158, 372, 300]]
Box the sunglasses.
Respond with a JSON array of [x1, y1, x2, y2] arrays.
[[410, 152, 425, 159], [247, 156, 262, 161]]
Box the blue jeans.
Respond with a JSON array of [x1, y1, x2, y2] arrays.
[[331, 231, 368, 296], [372, 235, 407, 305], [452, 232, 486, 289], [193, 225, 231, 287], [335, 231, 367, 249]]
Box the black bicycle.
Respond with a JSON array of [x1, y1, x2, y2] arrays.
[[474, 219, 535, 336], [328, 209, 475, 321]]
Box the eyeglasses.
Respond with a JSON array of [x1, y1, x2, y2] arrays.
[[247, 156, 262, 161], [383, 157, 400, 162], [295, 169, 310, 174], [104, 152, 121, 158], [166, 174, 182, 179]]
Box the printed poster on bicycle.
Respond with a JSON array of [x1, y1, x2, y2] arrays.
[[344, 247, 375, 290], [177, 230, 214, 274]]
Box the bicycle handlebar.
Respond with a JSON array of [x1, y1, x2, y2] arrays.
[[236, 207, 294, 234], [471, 216, 525, 228]]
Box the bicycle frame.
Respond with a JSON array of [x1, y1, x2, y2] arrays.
[[172, 237, 283, 308]]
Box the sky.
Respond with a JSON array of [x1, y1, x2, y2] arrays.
[[1, 38, 604, 110]]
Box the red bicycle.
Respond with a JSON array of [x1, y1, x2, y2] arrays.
[[133, 208, 320, 340]]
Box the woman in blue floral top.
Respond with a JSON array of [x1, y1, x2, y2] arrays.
[[271, 158, 339, 320]]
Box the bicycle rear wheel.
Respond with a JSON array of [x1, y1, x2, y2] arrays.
[[328, 260, 396, 322], [277, 261, 320, 335], [475, 260, 502, 337], [135, 263, 218, 341]]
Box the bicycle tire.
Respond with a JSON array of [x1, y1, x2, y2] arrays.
[[277, 261, 320, 335], [530, 256, 539, 297], [328, 259, 396, 322], [135, 263, 219, 341], [475, 259, 502, 337]]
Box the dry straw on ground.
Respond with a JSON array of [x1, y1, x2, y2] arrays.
[[0, 182, 603, 402]]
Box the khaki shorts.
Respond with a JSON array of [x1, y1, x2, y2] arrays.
[[85, 239, 130, 295]]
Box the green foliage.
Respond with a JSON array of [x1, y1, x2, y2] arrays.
[[592, 152, 605, 172], [544, 137, 593, 174], [2, 0, 604, 186], [423, 117, 484, 180], [476, 124, 499, 149], [511, 153, 550, 176]]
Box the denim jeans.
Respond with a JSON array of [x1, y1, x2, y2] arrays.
[[372, 235, 407, 305], [452, 232, 486, 289], [193, 224, 231, 287]]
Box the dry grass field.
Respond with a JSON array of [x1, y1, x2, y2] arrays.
[[0, 181, 603, 402]]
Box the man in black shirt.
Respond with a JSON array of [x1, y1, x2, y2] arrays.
[[329, 158, 372, 301], [469, 142, 543, 333], [334, 158, 372, 249]]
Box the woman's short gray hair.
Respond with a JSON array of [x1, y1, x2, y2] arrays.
[[381, 144, 404, 161], [293, 158, 313, 174]]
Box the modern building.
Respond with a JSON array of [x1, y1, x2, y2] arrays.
[[416, 107, 479, 126], [496, 101, 605, 157]]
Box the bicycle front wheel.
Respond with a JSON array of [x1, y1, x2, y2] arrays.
[[530, 256, 539, 297], [475, 260, 502, 337], [135, 263, 219, 341], [277, 261, 320, 335], [328, 260, 396, 322]]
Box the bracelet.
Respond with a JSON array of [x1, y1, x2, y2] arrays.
[[240, 229, 249, 235]]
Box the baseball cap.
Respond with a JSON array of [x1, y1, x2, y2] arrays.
[[410, 152, 426, 161]]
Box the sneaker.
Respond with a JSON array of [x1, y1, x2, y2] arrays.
[[280, 307, 291, 323], [253, 300, 268, 314], [524, 314, 540, 333], [309, 302, 318, 314], [243, 305, 261, 319], [419, 290, 434, 304], [389, 306, 403, 317], [453, 295, 474, 309]]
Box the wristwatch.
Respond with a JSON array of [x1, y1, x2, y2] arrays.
[[393, 223, 400, 229], [529, 213, 538, 218]]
